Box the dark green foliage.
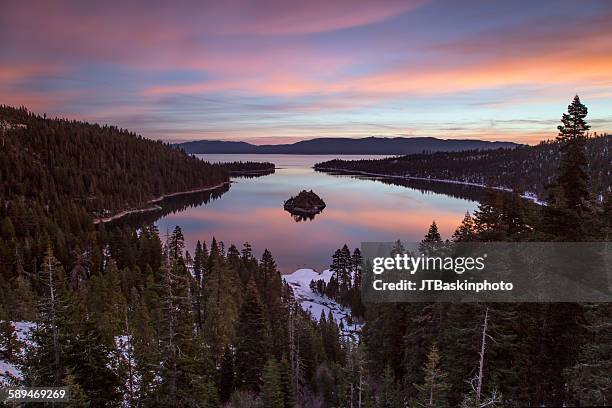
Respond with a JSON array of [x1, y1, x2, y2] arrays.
[[218, 161, 275, 177], [0, 105, 227, 217], [219, 345, 235, 403], [0, 105, 230, 317], [423, 221, 442, 243], [64, 370, 90, 408], [543, 96, 594, 241], [62, 307, 121, 407], [235, 280, 268, 393], [261, 358, 285, 408], [413, 344, 449, 408], [315, 132, 612, 201], [452, 212, 476, 242], [278, 358, 294, 408], [311, 245, 364, 319], [565, 303, 612, 405], [556, 95, 590, 213], [355, 98, 610, 406]]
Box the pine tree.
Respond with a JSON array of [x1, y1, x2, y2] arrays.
[[423, 221, 442, 242], [452, 212, 476, 242], [438, 304, 481, 406], [155, 238, 198, 406], [192, 240, 208, 333], [197, 380, 221, 408], [362, 303, 407, 379], [204, 240, 240, 358], [414, 344, 449, 408], [219, 345, 235, 403], [473, 190, 503, 241], [261, 358, 285, 408], [600, 193, 612, 240], [544, 95, 592, 241], [241, 242, 253, 261], [25, 247, 68, 386], [168, 226, 185, 261], [258, 249, 286, 358], [556, 95, 590, 214], [565, 303, 612, 405], [63, 302, 121, 407], [235, 280, 268, 392], [350, 248, 365, 319], [11, 275, 36, 320], [380, 365, 402, 407], [278, 357, 295, 408], [186, 332, 218, 407], [531, 100, 592, 405], [64, 370, 90, 408], [403, 302, 444, 396]]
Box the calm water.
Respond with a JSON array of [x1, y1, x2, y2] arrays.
[[154, 154, 478, 272]]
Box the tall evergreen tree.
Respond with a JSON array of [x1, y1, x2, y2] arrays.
[[204, 238, 240, 358], [452, 212, 476, 242], [261, 358, 285, 408], [545, 95, 591, 240], [24, 247, 68, 387], [219, 345, 235, 403], [155, 239, 198, 406], [423, 221, 442, 243], [63, 303, 121, 407], [192, 240, 208, 333], [235, 280, 268, 393], [556, 95, 590, 214], [565, 303, 612, 405], [414, 344, 449, 408]]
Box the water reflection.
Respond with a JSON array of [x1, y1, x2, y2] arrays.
[[123, 155, 479, 272], [228, 169, 275, 179], [109, 183, 230, 228], [320, 170, 489, 202], [287, 210, 323, 222]]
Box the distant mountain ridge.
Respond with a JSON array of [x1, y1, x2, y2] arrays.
[[175, 136, 520, 155]]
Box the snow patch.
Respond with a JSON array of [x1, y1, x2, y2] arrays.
[[0, 321, 35, 385], [283, 269, 362, 339]]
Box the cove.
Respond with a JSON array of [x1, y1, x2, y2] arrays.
[[144, 154, 479, 272]]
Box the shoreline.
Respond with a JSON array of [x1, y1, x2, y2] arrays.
[[228, 169, 275, 175], [93, 181, 230, 224], [316, 167, 546, 206]]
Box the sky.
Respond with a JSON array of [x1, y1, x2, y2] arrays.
[[1, 0, 612, 144]]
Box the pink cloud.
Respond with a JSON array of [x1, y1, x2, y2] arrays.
[[224, 0, 426, 35]]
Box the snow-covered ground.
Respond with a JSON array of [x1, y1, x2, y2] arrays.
[[0, 321, 35, 385], [283, 269, 362, 339]]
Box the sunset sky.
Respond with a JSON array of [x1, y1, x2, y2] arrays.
[[2, 0, 612, 144]]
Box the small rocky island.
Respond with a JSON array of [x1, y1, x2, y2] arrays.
[[284, 190, 326, 221]]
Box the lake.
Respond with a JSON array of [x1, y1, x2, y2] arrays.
[[153, 154, 479, 272]]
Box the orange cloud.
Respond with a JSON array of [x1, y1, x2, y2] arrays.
[[140, 39, 612, 104], [0, 62, 66, 83]]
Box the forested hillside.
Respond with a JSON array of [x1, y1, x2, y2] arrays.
[[218, 161, 275, 177], [315, 133, 612, 201], [0, 106, 228, 217], [0, 105, 229, 283]]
